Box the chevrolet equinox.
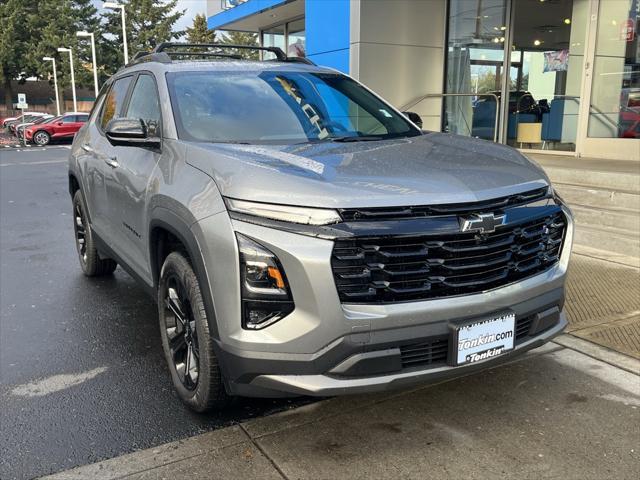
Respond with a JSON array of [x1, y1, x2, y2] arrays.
[[68, 43, 573, 412]]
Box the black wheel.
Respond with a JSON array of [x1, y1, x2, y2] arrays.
[[158, 252, 228, 412], [72, 190, 117, 276], [33, 130, 50, 146]]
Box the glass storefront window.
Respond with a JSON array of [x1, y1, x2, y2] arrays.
[[588, 0, 639, 139], [287, 19, 306, 58], [262, 24, 285, 60], [261, 19, 306, 60], [445, 0, 509, 139]]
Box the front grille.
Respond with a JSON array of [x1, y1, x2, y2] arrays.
[[398, 316, 538, 369], [339, 187, 549, 221], [331, 211, 566, 303]]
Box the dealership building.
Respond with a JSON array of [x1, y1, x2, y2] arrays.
[[207, 0, 639, 161]]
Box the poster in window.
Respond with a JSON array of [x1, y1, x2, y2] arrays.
[[543, 50, 569, 72]]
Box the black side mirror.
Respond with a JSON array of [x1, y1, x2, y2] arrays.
[[402, 111, 423, 129], [105, 118, 160, 148]]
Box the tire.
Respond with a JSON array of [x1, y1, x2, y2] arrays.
[[72, 190, 117, 276], [33, 130, 50, 146], [158, 251, 229, 412]]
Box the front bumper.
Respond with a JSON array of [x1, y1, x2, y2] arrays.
[[194, 206, 573, 398], [249, 314, 567, 396]]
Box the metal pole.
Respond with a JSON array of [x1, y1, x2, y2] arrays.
[[20, 108, 25, 146], [89, 33, 99, 97], [69, 50, 77, 112], [121, 6, 129, 64], [52, 59, 60, 116]]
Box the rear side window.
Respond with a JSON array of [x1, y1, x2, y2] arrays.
[[62, 116, 75, 123], [125, 74, 161, 136], [75, 115, 88, 123], [100, 76, 133, 130]]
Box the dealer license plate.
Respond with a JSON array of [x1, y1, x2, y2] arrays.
[[455, 313, 515, 365]]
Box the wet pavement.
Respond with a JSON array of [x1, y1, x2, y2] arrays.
[[0, 147, 311, 480]]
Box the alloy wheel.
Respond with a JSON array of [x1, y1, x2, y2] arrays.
[[164, 277, 199, 390], [74, 202, 87, 263], [34, 132, 48, 145]]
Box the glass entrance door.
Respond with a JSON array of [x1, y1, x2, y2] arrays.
[[445, 0, 510, 141]]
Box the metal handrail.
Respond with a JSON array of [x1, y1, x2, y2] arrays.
[[401, 93, 500, 143]]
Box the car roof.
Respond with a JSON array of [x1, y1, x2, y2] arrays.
[[116, 60, 338, 81]]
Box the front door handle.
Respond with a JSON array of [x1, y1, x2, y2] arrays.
[[82, 143, 95, 153], [104, 157, 119, 169]]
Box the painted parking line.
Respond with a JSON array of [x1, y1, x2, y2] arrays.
[[0, 159, 67, 167]]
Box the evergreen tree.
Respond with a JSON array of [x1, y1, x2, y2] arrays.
[[186, 14, 216, 44], [219, 31, 260, 60], [102, 0, 186, 66], [0, 1, 39, 109], [27, 0, 103, 98], [0, 0, 102, 109]]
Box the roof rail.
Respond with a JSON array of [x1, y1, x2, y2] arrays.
[[125, 43, 316, 68], [154, 42, 287, 61]]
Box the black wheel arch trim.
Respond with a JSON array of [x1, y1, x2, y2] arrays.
[[149, 208, 221, 341]]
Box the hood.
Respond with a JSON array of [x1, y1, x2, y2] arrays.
[[184, 132, 550, 209]]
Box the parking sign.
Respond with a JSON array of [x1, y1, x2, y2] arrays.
[[17, 93, 28, 109]]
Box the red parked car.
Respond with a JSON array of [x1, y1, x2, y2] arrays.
[[24, 112, 89, 146]]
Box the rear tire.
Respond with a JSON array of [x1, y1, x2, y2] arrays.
[[158, 252, 229, 412], [72, 190, 117, 276], [33, 130, 50, 146]]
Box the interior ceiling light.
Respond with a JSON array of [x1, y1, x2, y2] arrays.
[[500, 26, 506, 31], [534, 39, 542, 46], [564, 18, 571, 24]]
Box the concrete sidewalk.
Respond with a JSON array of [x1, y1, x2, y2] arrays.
[[564, 251, 640, 359], [44, 337, 640, 480]]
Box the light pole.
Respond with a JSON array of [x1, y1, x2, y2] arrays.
[[42, 57, 61, 116], [104, 2, 128, 64], [57, 47, 77, 112], [77, 31, 99, 98]]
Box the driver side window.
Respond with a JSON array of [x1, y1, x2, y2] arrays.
[[125, 74, 162, 137]]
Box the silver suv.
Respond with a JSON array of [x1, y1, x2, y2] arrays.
[[69, 43, 573, 412]]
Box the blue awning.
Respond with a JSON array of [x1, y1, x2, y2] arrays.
[[208, 0, 291, 31]]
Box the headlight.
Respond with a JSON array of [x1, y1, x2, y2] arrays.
[[226, 198, 341, 226], [237, 233, 294, 330]]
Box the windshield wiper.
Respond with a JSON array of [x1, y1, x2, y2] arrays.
[[330, 135, 384, 142]]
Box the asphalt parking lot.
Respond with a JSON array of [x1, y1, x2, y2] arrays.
[[0, 146, 311, 480]]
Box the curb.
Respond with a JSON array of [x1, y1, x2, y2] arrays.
[[553, 333, 640, 375]]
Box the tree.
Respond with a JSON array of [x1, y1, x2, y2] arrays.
[[0, 0, 104, 109], [0, 1, 39, 109], [219, 31, 260, 59], [186, 14, 216, 44], [28, 0, 103, 96], [102, 0, 185, 67]]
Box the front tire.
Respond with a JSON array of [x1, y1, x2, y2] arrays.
[[33, 130, 50, 146], [158, 252, 228, 412], [72, 190, 117, 276]]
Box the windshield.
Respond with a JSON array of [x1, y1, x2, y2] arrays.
[[166, 70, 421, 144]]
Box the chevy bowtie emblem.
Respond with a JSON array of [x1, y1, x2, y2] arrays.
[[460, 213, 506, 233]]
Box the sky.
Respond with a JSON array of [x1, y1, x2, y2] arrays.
[[90, 1, 207, 32], [174, 0, 207, 31]]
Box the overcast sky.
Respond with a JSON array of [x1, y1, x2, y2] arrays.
[[91, 1, 208, 32], [174, 0, 207, 31]]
